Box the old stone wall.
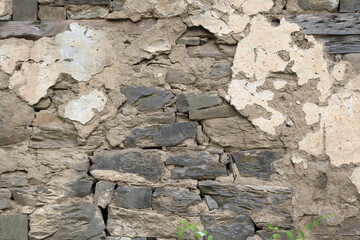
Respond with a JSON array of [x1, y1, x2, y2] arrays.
[[1, 0, 360, 239]]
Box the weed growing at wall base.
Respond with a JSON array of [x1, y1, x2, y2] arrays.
[[178, 220, 213, 240]]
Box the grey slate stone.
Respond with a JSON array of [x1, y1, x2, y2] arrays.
[[124, 122, 197, 148], [210, 63, 232, 80], [94, 181, 115, 208], [198, 181, 292, 219], [0, 198, 11, 210], [13, 0, 38, 21], [152, 188, 201, 213], [0, 214, 28, 240], [176, 37, 201, 46], [201, 215, 255, 240], [67, 179, 94, 197], [0, 171, 28, 187], [91, 149, 165, 182], [189, 105, 238, 120], [11, 188, 40, 207], [52, 0, 110, 5], [177, 92, 222, 113], [0, 125, 28, 146], [340, 0, 360, 12], [38, 6, 67, 20], [113, 0, 125, 10], [298, 0, 339, 11], [121, 85, 174, 111], [187, 41, 230, 59], [114, 187, 152, 209], [166, 152, 219, 167], [165, 69, 196, 85], [204, 195, 219, 210], [231, 150, 285, 180]]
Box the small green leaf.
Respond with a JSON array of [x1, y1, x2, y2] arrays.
[[203, 230, 208, 236], [298, 230, 305, 239], [178, 230, 183, 239], [268, 224, 274, 230], [306, 224, 312, 231], [286, 231, 295, 239], [274, 227, 279, 231], [321, 215, 326, 220], [331, 213, 336, 218], [195, 233, 202, 239], [273, 233, 281, 238], [190, 225, 199, 233], [313, 220, 319, 227], [208, 235, 213, 240]]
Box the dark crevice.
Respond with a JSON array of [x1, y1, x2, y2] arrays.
[[100, 206, 109, 226]]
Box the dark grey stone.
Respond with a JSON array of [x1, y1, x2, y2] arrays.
[[231, 150, 284, 180], [210, 63, 232, 80], [171, 165, 228, 180], [121, 86, 174, 111], [91, 149, 165, 182], [189, 105, 238, 120], [124, 122, 197, 148], [176, 37, 201, 46], [257, 230, 289, 240], [0, 92, 34, 126], [152, 188, 201, 213], [187, 41, 230, 59], [201, 215, 255, 240], [13, 0, 38, 21], [0, 171, 28, 187], [340, 0, 360, 12], [176, 92, 222, 113], [113, 0, 126, 10], [298, 0, 339, 11], [52, 0, 110, 5], [0, 214, 28, 240], [30, 126, 78, 149], [67, 179, 94, 197], [166, 152, 219, 167], [198, 181, 292, 218], [165, 69, 196, 85], [11, 188, 39, 207], [0, 198, 11, 210], [204, 195, 218, 210], [29, 202, 105, 239], [0, 125, 28, 146], [114, 187, 152, 209], [94, 181, 115, 208]]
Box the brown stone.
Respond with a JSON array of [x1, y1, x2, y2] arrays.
[[13, 0, 38, 21], [0, 125, 28, 146], [38, 6, 67, 20]]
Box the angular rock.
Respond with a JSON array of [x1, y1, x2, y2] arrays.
[[30, 126, 78, 149], [53, 0, 110, 5], [204, 195, 218, 210], [0, 171, 28, 187], [124, 122, 197, 148], [67, 179, 94, 197], [210, 63, 232, 80], [137, 111, 176, 125], [11, 188, 41, 207], [0, 71, 9, 89], [0, 214, 28, 240], [166, 152, 219, 167], [152, 188, 201, 213], [121, 86, 174, 112], [187, 41, 230, 59], [340, 0, 360, 12], [0, 189, 11, 199], [94, 181, 115, 208], [201, 215, 255, 240], [154, 0, 188, 18], [0, 198, 11, 210], [171, 165, 228, 180], [299, 0, 339, 11], [107, 206, 196, 238], [202, 117, 284, 150], [91, 149, 165, 182], [67, 5, 109, 19], [29, 202, 105, 239], [38, 6, 67, 20], [176, 37, 201, 46], [114, 187, 152, 209], [189, 105, 238, 120], [0, 125, 28, 146], [165, 69, 196, 85], [113, 0, 125, 10], [177, 92, 222, 113], [13, 0, 37, 20], [198, 181, 292, 218], [231, 150, 285, 180]]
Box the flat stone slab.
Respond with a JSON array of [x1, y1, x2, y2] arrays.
[[0, 214, 28, 240]]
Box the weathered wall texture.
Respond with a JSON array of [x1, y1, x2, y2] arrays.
[[1, 0, 360, 239]]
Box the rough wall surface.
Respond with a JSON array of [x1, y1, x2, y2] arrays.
[[1, 0, 360, 240]]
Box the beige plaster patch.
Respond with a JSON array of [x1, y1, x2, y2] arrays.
[[242, 0, 274, 15]]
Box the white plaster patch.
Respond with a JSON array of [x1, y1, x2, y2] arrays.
[[189, 11, 231, 36], [8, 23, 111, 105], [0, 39, 33, 74], [242, 0, 274, 15], [273, 80, 287, 90], [303, 102, 320, 125], [299, 128, 323, 156], [64, 89, 107, 125]]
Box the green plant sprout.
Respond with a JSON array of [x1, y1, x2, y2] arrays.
[[178, 219, 213, 240], [268, 213, 336, 240]]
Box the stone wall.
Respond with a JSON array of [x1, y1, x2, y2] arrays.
[[1, 0, 360, 240]]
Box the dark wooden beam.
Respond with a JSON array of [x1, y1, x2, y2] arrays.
[[0, 19, 157, 40], [318, 35, 360, 54]]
